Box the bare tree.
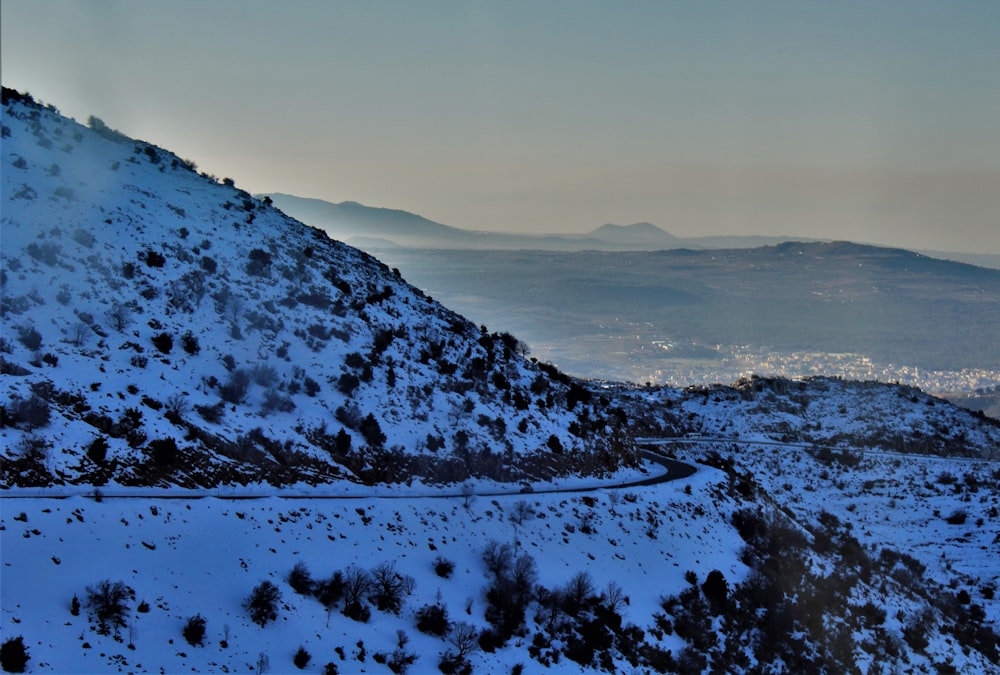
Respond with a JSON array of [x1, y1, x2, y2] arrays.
[[482, 539, 514, 579], [450, 622, 478, 658], [603, 580, 626, 612], [70, 321, 90, 347], [316, 571, 344, 626], [607, 490, 622, 515], [85, 580, 131, 637], [341, 566, 371, 620], [511, 554, 538, 597], [562, 572, 595, 616], [369, 561, 413, 615], [106, 304, 132, 332], [508, 500, 535, 528]]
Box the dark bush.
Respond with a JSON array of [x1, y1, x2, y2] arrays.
[[181, 331, 200, 355], [247, 248, 272, 276], [219, 369, 251, 404], [261, 389, 295, 415], [288, 561, 314, 595], [144, 249, 166, 268], [87, 437, 108, 464], [945, 510, 968, 525], [334, 428, 352, 454], [416, 602, 450, 636], [303, 377, 321, 397], [16, 326, 42, 351], [294, 646, 311, 669], [183, 614, 206, 647], [338, 373, 360, 395], [11, 394, 51, 430], [151, 332, 173, 354], [0, 636, 29, 673], [245, 580, 282, 627], [200, 256, 217, 274], [194, 402, 225, 423], [701, 570, 729, 614], [359, 413, 386, 448], [434, 556, 455, 579], [149, 437, 178, 467]]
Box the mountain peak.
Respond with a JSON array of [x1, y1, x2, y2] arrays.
[[588, 222, 679, 244]]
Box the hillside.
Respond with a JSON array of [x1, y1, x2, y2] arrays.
[[0, 89, 634, 490], [2, 89, 999, 674]]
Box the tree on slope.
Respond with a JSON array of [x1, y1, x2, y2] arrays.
[[85, 580, 131, 637], [245, 580, 282, 627]]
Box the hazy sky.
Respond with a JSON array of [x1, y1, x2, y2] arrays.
[[3, 1, 999, 253]]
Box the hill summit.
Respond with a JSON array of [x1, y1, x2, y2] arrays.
[[587, 222, 680, 245]]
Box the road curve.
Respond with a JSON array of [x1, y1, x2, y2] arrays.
[[0, 448, 698, 501]]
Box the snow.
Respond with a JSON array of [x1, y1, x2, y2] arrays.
[[3, 470, 741, 674]]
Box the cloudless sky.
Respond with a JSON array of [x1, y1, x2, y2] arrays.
[[3, 1, 998, 252]]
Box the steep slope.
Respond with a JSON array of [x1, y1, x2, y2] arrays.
[[1, 89, 636, 489]]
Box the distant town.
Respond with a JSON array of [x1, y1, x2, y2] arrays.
[[653, 345, 1000, 394], [536, 332, 1000, 395]]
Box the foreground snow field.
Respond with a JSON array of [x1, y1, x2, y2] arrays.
[[4, 440, 999, 673], [3, 465, 742, 674]]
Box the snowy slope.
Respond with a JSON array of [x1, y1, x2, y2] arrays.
[[1, 89, 636, 490]]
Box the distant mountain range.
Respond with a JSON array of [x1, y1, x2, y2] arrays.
[[262, 192, 1000, 269]]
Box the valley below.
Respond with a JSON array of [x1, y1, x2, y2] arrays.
[[368, 246, 1000, 400]]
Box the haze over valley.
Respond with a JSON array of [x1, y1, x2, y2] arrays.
[[267, 194, 1000, 416]]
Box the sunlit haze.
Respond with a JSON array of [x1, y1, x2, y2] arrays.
[[3, 0, 998, 253]]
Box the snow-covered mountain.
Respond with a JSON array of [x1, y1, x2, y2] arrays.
[[0, 88, 634, 490], [2, 88, 999, 674]]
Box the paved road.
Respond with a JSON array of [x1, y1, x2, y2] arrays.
[[0, 449, 697, 501]]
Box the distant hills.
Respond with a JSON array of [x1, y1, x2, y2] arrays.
[[262, 192, 1000, 269], [370, 242, 1000, 387], [263, 192, 833, 254]]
